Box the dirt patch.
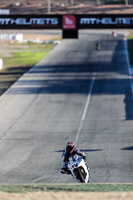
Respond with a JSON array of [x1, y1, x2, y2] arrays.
[[0, 41, 29, 57], [0, 192, 133, 200], [0, 34, 60, 57]]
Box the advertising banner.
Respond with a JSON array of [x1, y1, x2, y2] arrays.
[[0, 15, 62, 29], [77, 14, 133, 29], [0, 14, 132, 30]]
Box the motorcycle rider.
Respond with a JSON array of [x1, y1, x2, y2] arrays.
[[61, 141, 89, 174], [96, 42, 101, 51], [112, 31, 117, 38]]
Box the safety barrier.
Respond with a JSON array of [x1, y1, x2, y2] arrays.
[[0, 33, 23, 42]]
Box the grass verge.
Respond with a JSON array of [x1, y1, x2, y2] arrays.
[[2, 42, 55, 68], [127, 33, 133, 67], [0, 184, 133, 193], [3, 51, 48, 67], [0, 42, 56, 96]]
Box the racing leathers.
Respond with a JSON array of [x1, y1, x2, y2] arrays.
[[61, 147, 86, 174]]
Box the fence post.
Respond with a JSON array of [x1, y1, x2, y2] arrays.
[[125, 0, 128, 5], [47, 0, 51, 13]]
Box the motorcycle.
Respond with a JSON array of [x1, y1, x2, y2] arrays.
[[96, 42, 101, 51], [65, 154, 90, 183], [112, 31, 117, 38]]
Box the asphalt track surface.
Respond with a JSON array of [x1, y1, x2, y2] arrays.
[[0, 31, 133, 183]]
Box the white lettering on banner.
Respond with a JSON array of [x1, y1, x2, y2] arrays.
[[80, 18, 96, 24], [80, 17, 133, 25], [0, 18, 59, 25], [0, 18, 10, 24]]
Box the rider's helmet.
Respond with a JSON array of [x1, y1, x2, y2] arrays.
[[66, 141, 74, 154], [112, 31, 117, 38]]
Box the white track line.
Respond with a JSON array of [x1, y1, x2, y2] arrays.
[[82, 77, 95, 120], [124, 38, 133, 100], [75, 77, 95, 145]]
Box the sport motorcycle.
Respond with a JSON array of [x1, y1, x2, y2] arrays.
[[65, 154, 90, 183]]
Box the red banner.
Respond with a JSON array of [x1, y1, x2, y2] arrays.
[[63, 15, 76, 30]]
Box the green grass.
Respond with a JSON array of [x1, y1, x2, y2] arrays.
[[41, 184, 133, 192], [128, 33, 133, 67], [2, 43, 55, 68], [0, 184, 133, 193], [3, 52, 47, 67]]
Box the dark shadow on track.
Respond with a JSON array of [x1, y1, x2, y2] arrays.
[[5, 39, 129, 95], [54, 149, 103, 152], [80, 149, 103, 152], [2, 37, 133, 121], [121, 146, 133, 151], [124, 89, 133, 120], [0, 66, 31, 96]]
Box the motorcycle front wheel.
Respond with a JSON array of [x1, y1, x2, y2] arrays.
[[74, 168, 85, 183]]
